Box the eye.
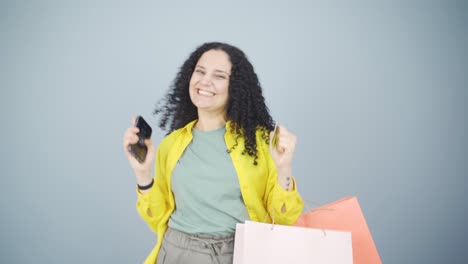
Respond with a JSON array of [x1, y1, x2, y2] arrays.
[[195, 69, 205, 74], [215, 75, 226, 79]]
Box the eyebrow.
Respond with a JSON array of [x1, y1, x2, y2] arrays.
[[196, 65, 230, 76]]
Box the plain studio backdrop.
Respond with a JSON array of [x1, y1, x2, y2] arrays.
[[1, 1, 466, 263]]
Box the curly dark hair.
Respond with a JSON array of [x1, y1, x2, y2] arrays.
[[154, 42, 275, 165]]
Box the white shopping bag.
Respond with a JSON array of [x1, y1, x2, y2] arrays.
[[233, 221, 353, 264]]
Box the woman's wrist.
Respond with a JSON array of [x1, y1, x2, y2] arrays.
[[136, 175, 152, 185], [134, 166, 151, 178], [137, 178, 154, 190], [277, 166, 292, 191]]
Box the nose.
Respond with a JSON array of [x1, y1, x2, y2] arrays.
[[200, 75, 212, 86]]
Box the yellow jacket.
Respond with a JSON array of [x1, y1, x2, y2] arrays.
[[136, 120, 304, 263]]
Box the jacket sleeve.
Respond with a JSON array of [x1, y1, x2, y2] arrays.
[[135, 145, 169, 233], [264, 142, 304, 225]]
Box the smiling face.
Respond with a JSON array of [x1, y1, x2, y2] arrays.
[[189, 49, 232, 116]]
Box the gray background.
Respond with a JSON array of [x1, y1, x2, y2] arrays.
[[1, 0, 467, 263]]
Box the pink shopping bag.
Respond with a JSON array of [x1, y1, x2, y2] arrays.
[[233, 220, 353, 264]]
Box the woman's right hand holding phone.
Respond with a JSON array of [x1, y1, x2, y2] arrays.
[[123, 117, 156, 192]]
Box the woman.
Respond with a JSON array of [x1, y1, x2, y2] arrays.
[[123, 42, 304, 264]]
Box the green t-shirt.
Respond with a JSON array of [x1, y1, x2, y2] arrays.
[[168, 126, 250, 235]]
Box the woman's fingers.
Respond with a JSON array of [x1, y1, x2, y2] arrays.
[[277, 135, 296, 153], [123, 116, 139, 151], [123, 118, 155, 181], [123, 128, 140, 151], [123, 121, 143, 162], [271, 125, 296, 153], [269, 124, 297, 168]]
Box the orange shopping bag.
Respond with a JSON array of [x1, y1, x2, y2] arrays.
[[295, 196, 382, 264]]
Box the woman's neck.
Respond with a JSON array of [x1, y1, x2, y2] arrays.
[[195, 111, 227, 131]]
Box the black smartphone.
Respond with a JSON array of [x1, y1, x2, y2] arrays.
[[129, 116, 152, 163]]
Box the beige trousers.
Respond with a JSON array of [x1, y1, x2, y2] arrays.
[[156, 227, 235, 264]]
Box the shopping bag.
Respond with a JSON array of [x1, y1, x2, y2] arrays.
[[233, 220, 353, 264], [295, 196, 381, 264]]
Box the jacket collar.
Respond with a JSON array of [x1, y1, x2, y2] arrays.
[[181, 120, 238, 149], [182, 119, 234, 135]]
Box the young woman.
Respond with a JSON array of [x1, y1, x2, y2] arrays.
[[123, 42, 304, 264]]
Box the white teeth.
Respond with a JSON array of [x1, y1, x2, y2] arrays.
[[198, 89, 215, 96]]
